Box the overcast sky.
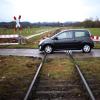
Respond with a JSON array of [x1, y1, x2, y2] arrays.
[[0, 0, 100, 22]]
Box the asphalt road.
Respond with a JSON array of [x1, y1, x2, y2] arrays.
[[0, 49, 100, 58]]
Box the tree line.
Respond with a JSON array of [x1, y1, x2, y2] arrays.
[[81, 18, 100, 28], [0, 18, 100, 28]]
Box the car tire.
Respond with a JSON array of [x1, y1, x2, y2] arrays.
[[44, 45, 53, 54], [82, 44, 91, 53]]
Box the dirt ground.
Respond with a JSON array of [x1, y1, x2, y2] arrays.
[[0, 56, 41, 100]]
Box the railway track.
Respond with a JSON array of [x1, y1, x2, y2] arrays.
[[23, 51, 99, 100], [24, 53, 47, 100], [66, 50, 96, 100]]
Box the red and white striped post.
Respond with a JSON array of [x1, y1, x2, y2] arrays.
[[91, 35, 100, 42]]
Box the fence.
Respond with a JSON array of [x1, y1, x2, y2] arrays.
[[0, 34, 25, 45], [91, 35, 100, 42]]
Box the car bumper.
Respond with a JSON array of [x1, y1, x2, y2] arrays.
[[39, 46, 42, 50], [39, 45, 44, 51]]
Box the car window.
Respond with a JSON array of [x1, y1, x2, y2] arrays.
[[57, 31, 73, 39], [66, 31, 73, 38], [57, 32, 66, 39], [75, 31, 86, 38]]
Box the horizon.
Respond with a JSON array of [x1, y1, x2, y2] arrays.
[[0, 21, 82, 23]]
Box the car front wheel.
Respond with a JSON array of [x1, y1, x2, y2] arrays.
[[82, 44, 91, 53], [44, 45, 53, 54]]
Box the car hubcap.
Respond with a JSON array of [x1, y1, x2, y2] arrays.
[[83, 45, 90, 52], [45, 46, 52, 53]]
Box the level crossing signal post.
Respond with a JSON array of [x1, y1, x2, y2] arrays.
[[14, 15, 22, 44]]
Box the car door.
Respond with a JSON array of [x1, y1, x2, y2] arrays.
[[53, 31, 74, 50], [73, 30, 86, 49]]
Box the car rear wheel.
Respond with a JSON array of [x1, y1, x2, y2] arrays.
[[44, 45, 53, 54], [82, 44, 91, 53]]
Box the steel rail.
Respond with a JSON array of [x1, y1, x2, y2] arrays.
[[24, 53, 47, 100], [66, 50, 96, 100]]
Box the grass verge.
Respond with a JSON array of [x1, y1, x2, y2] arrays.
[[0, 56, 41, 100], [76, 57, 100, 79]]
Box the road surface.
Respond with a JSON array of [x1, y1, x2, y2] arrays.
[[0, 49, 100, 58]]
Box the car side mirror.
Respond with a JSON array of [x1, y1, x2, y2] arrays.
[[53, 37, 58, 40]]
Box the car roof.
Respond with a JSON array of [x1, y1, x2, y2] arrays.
[[51, 29, 91, 38], [61, 29, 89, 32], [60, 29, 91, 35]]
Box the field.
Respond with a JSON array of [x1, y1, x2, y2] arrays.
[[0, 27, 100, 36], [0, 27, 100, 48], [0, 26, 61, 48], [87, 28, 100, 36], [0, 26, 56, 36]]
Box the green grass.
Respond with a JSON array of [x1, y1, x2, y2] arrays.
[[87, 28, 100, 36], [0, 26, 56, 36], [0, 27, 100, 36], [76, 57, 100, 79]]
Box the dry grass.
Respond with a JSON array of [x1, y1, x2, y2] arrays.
[[41, 58, 75, 80], [0, 56, 41, 100], [0, 56, 100, 99]]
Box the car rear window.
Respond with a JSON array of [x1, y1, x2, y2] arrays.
[[75, 31, 89, 38]]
